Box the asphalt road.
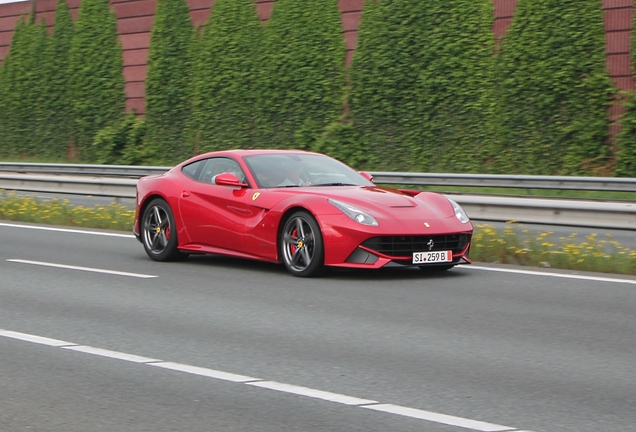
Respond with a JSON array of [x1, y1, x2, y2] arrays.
[[1, 221, 635, 432]]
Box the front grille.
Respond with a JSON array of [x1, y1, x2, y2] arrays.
[[361, 234, 470, 257]]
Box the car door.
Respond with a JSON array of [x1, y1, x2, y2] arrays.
[[178, 157, 254, 253]]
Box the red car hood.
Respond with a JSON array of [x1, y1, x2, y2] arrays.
[[267, 186, 454, 222], [304, 186, 416, 207]]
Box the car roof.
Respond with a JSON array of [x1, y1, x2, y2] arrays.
[[180, 149, 321, 165]]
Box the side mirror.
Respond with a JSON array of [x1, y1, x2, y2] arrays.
[[359, 171, 374, 182], [215, 172, 248, 188]]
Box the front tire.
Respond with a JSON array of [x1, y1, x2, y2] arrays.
[[142, 198, 188, 262], [280, 211, 324, 277]]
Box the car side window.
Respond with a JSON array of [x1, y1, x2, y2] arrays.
[[182, 160, 205, 180], [197, 157, 247, 184]]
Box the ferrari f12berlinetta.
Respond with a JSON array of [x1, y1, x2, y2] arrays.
[[133, 150, 473, 277]]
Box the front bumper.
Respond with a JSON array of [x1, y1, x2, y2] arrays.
[[318, 214, 472, 269]]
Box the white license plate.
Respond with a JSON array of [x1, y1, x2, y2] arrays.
[[413, 250, 452, 264]]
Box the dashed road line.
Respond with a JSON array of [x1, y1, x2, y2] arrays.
[[246, 381, 378, 406], [62, 345, 161, 363], [0, 328, 533, 432], [362, 404, 514, 432], [464, 265, 636, 285], [0, 222, 135, 238], [7, 259, 157, 279], [149, 362, 258, 383], [0, 330, 75, 347]]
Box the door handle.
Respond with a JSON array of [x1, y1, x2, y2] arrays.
[[181, 191, 190, 198]]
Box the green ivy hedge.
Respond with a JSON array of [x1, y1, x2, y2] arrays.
[[188, 0, 263, 153], [43, 0, 74, 160], [0, 16, 28, 156], [144, 0, 193, 164], [615, 94, 636, 176], [259, 0, 346, 150], [0, 0, 628, 177], [94, 112, 147, 165], [494, 0, 614, 175], [350, 0, 496, 173], [614, 7, 636, 177], [0, 16, 49, 158], [0, 1, 74, 161], [68, 0, 125, 162]]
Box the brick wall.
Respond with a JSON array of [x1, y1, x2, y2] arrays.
[[603, 0, 634, 137], [492, 0, 518, 40], [0, 1, 31, 62], [0, 0, 633, 116]]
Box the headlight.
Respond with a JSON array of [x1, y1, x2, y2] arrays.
[[328, 199, 378, 226], [447, 198, 470, 223]]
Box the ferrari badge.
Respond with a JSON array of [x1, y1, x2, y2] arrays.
[[252, 192, 260, 201]]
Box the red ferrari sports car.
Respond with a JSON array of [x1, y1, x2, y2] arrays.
[[133, 150, 473, 277]]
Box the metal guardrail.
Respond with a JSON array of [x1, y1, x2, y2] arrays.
[[371, 172, 636, 193], [455, 195, 635, 230], [1, 162, 636, 192], [0, 163, 635, 229], [0, 172, 138, 198], [0, 162, 169, 178]]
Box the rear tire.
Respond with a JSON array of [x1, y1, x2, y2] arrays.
[[279, 211, 324, 277], [141, 198, 188, 262]]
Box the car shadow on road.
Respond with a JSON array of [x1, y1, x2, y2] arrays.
[[181, 254, 470, 281], [182, 254, 288, 274], [327, 266, 470, 281]]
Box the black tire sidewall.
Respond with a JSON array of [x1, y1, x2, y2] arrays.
[[142, 198, 182, 262], [280, 210, 324, 277]]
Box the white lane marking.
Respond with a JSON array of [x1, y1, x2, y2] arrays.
[[465, 265, 636, 285], [0, 222, 135, 238], [150, 362, 258, 383], [63, 346, 161, 363], [0, 328, 523, 432], [362, 404, 514, 432], [0, 330, 76, 347], [247, 381, 378, 406], [7, 259, 157, 279]]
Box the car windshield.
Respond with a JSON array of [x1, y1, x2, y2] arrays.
[[244, 154, 374, 189]]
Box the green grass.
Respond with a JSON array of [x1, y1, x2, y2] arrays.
[[1, 189, 634, 276], [0, 190, 134, 231], [470, 223, 636, 276]]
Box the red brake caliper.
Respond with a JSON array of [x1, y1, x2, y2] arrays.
[[290, 228, 298, 254]]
